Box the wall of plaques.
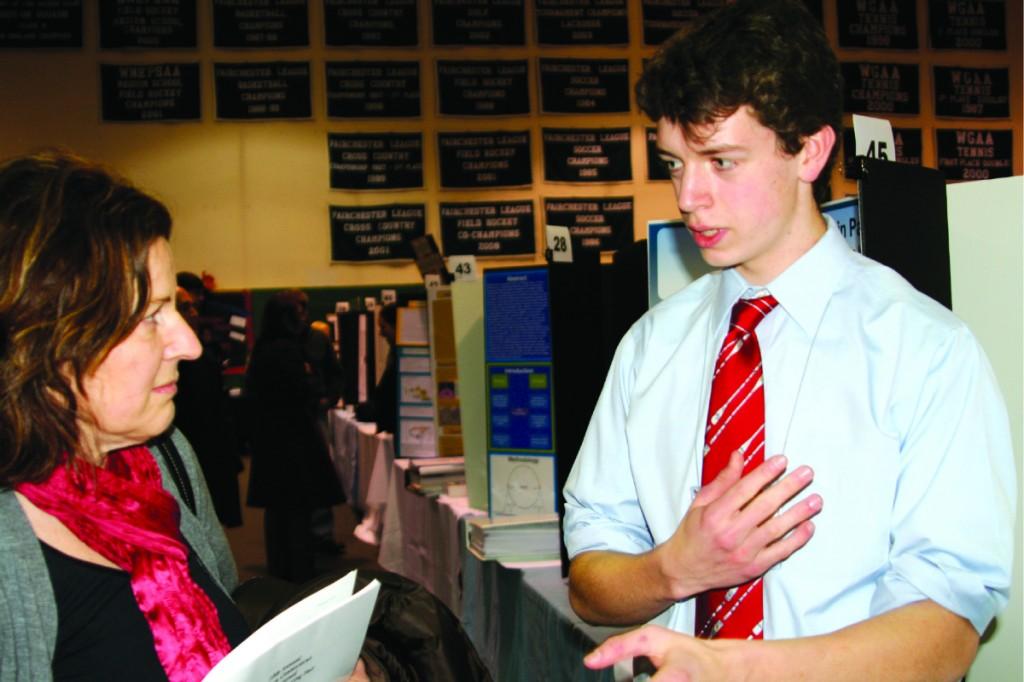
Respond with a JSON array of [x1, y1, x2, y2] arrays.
[[0, 0, 1019, 289]]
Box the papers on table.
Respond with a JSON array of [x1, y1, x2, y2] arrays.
[[466, 513, 560, 562], [405, 456, 466, 497]]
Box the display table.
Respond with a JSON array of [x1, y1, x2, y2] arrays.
[[328, 408, 394, 544], [461, 557, 631, 681], [378, 457, 482, 616], [378, 458, 631, 681]]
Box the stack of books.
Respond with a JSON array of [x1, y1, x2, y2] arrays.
[[405, 456, 466, 497], [466, 513, 560, 562]]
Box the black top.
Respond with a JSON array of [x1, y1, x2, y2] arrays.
[[245, 337, 344, 510], [42, 542, 250, 681], [355, 349, 397, 435]]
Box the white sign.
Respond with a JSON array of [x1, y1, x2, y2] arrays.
[[381, 289, 397, 305], [852, 114, 896, 162], [364, 296, 377, 311], [447, 255, 478, 282], [488, 453, 557, 516], [545, 224, 573, 263]]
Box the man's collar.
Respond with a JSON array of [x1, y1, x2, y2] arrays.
[[712, 216, 851, 335]]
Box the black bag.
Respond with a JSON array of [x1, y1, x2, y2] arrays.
[[153, 432, 491, 682], [234, 568, 492, 682]]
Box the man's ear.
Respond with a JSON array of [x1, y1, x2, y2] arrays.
[[797, 125, 836, 184]]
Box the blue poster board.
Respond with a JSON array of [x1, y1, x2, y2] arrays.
[[483, 267, 557, 516]]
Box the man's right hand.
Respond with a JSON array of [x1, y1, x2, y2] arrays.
[[568, 449, 822, 625], [654, 450, 822, 601]]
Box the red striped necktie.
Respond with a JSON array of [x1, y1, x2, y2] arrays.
[[695, 294, 778, 640]]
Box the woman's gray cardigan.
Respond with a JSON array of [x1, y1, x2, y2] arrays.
[[0, 429, 240, 681]]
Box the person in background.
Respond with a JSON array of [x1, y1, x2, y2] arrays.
[[176, 271, 218, 357], [176, 270, 208, 312], [564, 1, 1015, 679], [245, 291, 344, 583], [287, 291, 344, 417], [355, 303, 397, 436], [174, 286, 243, 528], [0, 151, 370, 681], [282, 288, 346, 555]]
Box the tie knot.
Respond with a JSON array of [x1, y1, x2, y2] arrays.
[[730, 295, 778, 334]]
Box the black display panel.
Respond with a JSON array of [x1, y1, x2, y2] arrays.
[[409, 233, 451, 283], [439, 200, 535, 256], [437, 131, 532, 188], [326, 61, 420, 118], [214, 61, 311, 119], [542, 128, 632, 183], [101, 62, 200, 122], [436, 60, 529, 116], [543, 196, 634, 252], [535, 0, 628, 45], [933, 66, 1010, 119], [641, 0, 725, 46], [935, 129, 1014, 181], [538, 58, 630, 114], [329, 203, 426, 261], [323, 0, 418, 46], [548, 251, 607, 575], [851, 157, 950, 309], [929, 0, 1005, 50], [212, 0, 308, 48], [328, 132, 424, 190], [99, 0, 195, 48], [431, 0, 524, 46], [841, 62, 919, 115], [0, 0, 82, 47], [837, 0, 917, 49]]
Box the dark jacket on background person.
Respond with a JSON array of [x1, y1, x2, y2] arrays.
[[245, 293, 343, 511], [174, 350, 243, 526], [355, 349, 397, 435], [304, 325, 343, 413], [245, 335, 343, 510]]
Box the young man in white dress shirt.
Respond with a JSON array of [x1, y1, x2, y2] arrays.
[[563, 0, 1015, 679]]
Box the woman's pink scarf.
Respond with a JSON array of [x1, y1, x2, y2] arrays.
[[17, 445, 232, 680]]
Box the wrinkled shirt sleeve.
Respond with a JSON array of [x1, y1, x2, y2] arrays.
[[872, 325, 1015, 634], [563, 326, 657, 559]]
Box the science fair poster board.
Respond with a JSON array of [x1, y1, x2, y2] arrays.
[[428, 286, 463, 457], [483, 267, 557, 516], [395, 305, 436, 458]]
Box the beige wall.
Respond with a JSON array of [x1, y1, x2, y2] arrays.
[[0, 0, 1019, 290]]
